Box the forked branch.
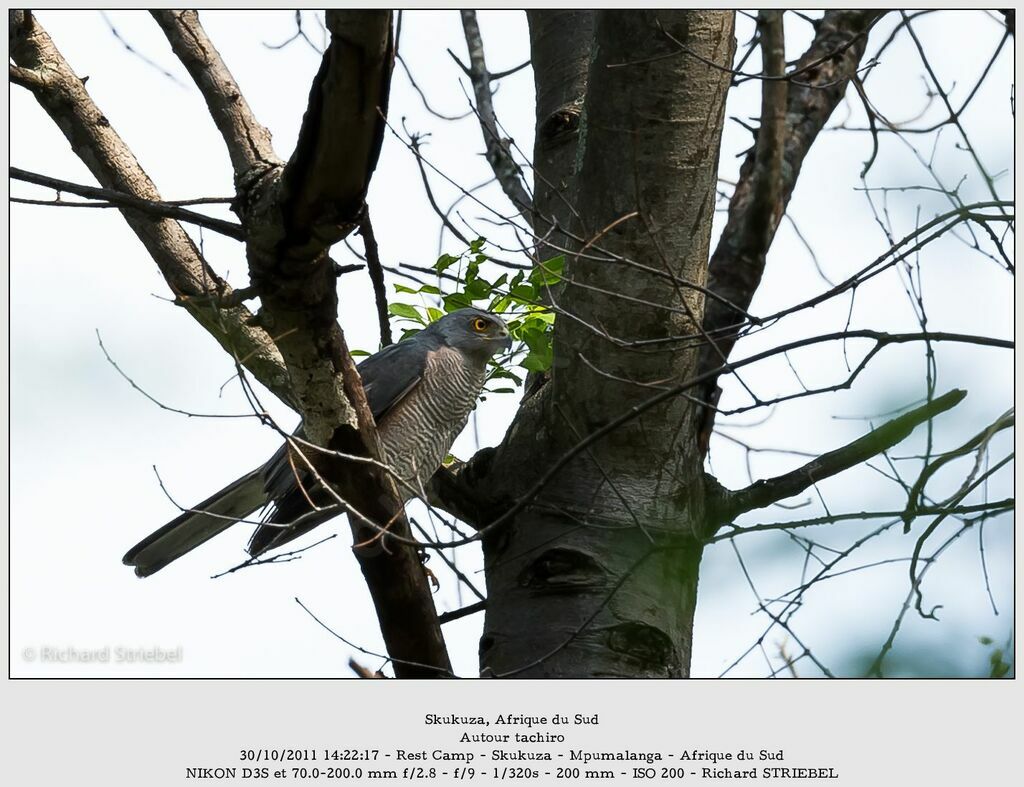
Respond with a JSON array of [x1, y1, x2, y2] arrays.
[[9, 10, 291, 401], [698, 10, 886, 445]]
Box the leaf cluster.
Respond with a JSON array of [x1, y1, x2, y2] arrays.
[[385, 239, 563, 393]]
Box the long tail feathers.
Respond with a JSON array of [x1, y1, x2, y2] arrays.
[[123, 469, 268, 578]]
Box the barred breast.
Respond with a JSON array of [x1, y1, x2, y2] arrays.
[[377, 345, 486, 499]]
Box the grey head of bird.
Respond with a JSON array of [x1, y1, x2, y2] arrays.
[[425, 307, 512, 363]]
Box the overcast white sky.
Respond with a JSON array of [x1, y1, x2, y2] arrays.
[[9, 10, 1014, 678]]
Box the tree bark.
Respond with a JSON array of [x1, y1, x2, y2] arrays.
[[526, 10, 594, 259], [479, 10, 735, 677]]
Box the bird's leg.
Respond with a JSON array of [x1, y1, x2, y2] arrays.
[[419, 547, 440, 592], [408, 472, 441, 592]]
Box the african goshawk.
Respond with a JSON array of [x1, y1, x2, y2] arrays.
[[123, 307, 511, 577]]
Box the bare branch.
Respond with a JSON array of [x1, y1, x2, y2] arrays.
[[277, 10, 394, 257], [714, 499, 1013, 542], [902, 409, 1014, 530], [151, 10, 281, 184], [297, 597, 452, 677], [10, 167, 245, 240], [9, 62, 48, 90], [9, 10, 291, 401], [1000, 9, 1014, 35], [459, 10, 534, 222], [101, 11, 187, 87], [348, 659, 385, 678], [438, 600, 487, 625], [715, 389, 967, 523], [358, 207, 394, 348]]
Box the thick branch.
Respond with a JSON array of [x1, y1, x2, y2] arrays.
[[151, 10, 281, 186], [229, 13, 395, 436], [327, 334, 452, 678], [9, 61, 47, 89], [747, 11, 787, 256], [698, 10, 885, 440], [459, 10, 534, 223], [278, 10, 394, 257], [10, 167, 245, 240], [697, 10, 787, 453], [425, 448, 503, 529], [259, 11, 447, 676], [1000, 10, 1014, 36], [714, 388, 967, 526], [151, 10, 351, 438], [527, 10, 594, 260], [9, 10, 291, 401]]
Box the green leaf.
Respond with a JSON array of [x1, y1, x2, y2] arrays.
[[489, 367, 523, 384], [388, 303, 425, 323], [531, 254, 565, 286], [521, 327, 547, 352], [522, 348, 553, 372], [435, 253, 460, 273], [990, 651, 1010, 678], [465, 277, 493, 299], [443, 292, 474, 312], [510, 283, 538, 303], [395, 283, 441, 296], [425, 307, 444, 323], [349, 349, 370, 357], [488, 294, 512, 313], [488, 387, 516, 394]]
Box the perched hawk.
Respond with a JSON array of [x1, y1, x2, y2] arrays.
[[123, 308, 511, 577]]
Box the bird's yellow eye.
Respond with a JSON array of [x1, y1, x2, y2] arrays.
[[471, 317, 490, 333]]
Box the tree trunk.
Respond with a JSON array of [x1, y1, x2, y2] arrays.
[[480, 11, 735, 677], [526, 9, 593, 261]]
